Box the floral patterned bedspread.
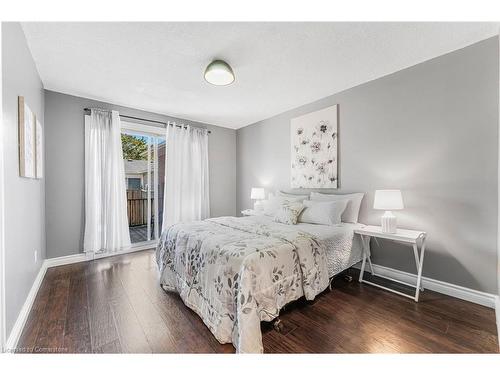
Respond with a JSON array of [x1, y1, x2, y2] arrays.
[[155, 215, 329, 353]]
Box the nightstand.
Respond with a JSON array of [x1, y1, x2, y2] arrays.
[[354, 225, 427, 302]]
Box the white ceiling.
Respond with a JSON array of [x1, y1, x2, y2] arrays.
[[22, 22, 499, 129]]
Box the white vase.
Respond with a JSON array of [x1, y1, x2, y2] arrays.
[[381, 210, 397, 233]]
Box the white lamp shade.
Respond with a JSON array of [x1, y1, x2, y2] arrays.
[[373, 190, 404, 210], [204, 60, 235, 86], [250, 187, 265, 200]]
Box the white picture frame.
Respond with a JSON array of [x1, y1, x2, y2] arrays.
[[290, 104, 338, 188], [35, 118, 43, 179]]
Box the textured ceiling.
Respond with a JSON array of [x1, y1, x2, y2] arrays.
[[22, 22, 499, 129]]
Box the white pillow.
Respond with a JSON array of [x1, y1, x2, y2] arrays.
[[276, 191, 309, 201], [263, 193, 306, 216], [273, 201, 305, 225], [310, 192, 365, 223], [298, 199, 348, 225]]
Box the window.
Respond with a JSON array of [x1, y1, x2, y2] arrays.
[[121, 121, 166, 245], [127, 177, 142, 190]]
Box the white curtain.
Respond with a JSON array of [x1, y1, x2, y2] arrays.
[[84, 109, 131, 253], [162, 124, 210, 230]]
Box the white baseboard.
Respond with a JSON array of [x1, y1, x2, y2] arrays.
[[355, 263, 497, 308], [44, 252, 90, 268], [496, 296, 500, 323], [92, 242, 155, 260], [496, 296, 500, 350], [5, 244, 156, 351], [5, 261, 47, 351], [45, 243, 155, 266]]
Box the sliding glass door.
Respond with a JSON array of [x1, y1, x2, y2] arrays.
[[121, 122, 165, 245]]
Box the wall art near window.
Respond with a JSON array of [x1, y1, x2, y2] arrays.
[[35, 118, 43, 178], [18, 96, 36, 178], [290, 104, 338, 188]]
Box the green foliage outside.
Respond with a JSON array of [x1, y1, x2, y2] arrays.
[[121, 134, 148, 160]]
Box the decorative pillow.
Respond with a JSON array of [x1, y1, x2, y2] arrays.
[[298, 199, 349, 225], [310, 192, 365, 223], [263, 193, 306, 216], [273, 202, 305, 225], [262, 196, 285, 216]]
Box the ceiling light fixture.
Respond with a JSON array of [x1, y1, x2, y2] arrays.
[[204, 60, 235, 86]]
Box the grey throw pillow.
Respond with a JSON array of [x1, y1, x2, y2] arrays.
[[273, 201, 305, 225]]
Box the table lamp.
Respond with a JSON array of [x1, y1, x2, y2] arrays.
[[250, 187, 266, 211]]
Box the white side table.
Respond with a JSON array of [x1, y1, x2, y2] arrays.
[[354, 225, 427, 302]]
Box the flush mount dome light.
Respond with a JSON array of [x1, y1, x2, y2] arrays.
[[204, 60, 235, 86]]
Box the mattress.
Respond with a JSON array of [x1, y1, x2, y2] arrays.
[[295, 221, 365, 277], [256, 216, 364, 278], [238, 215, 363, 278]]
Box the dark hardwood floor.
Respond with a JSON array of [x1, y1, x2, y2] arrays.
[[16, 249, 499, 353]]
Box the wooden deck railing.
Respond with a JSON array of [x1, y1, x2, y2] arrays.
[[127, 190, 151, 227], [126, 190, 164, 228]]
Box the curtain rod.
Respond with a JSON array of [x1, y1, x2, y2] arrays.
[[83, 108, 211, 134]]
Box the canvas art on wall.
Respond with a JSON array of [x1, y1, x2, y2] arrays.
[[18, 96, 43, 179], [291, 104, 338, 188], [35, 118, 43, 178], [18, 96, 36, 178]]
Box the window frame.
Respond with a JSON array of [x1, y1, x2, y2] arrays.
[[121, 120, 165, 246]]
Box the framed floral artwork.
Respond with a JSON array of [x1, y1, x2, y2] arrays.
[[35, 118, 43, 178], [290, 104, 338, 188]]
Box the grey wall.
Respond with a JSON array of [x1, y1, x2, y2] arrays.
[[44, 90, 236, 259], [237, 37, 499, 294], [2, 23, 46, 336]]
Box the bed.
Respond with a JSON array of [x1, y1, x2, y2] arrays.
[[155, 215, 364, 353]]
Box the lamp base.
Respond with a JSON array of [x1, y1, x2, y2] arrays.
[[381, 211, 397, 233]]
